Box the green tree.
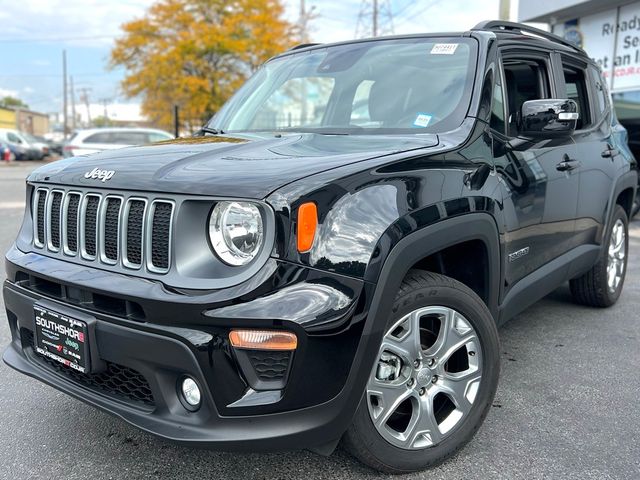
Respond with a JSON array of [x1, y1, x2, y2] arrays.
[[92, 116, 114, 127], [0, 96, 28, 109], [110, 0, 296, 132]]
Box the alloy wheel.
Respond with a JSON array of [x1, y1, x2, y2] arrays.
[[367, 306, 483, 450], [607, 218, 626, 293]]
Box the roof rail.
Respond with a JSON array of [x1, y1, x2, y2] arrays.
[[472, 20, 583, 53], [288, 43, 321, 51]]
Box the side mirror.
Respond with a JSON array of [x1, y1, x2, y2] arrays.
[[519, 99, 579, 137]]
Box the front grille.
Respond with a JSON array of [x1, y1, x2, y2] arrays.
[[49, 191, 63, 249], [22, 329, 154, 407], [83, 195, 99, 257], [65, 193, 80, 253], [125, 200, 145, 266], [33, 187, 174, 274], [150, 202, 172, 270], [35, 190, 47, 246], [103, 198, 121, 262]]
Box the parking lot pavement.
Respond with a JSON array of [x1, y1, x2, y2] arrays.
[[0, 161, 638, 480]]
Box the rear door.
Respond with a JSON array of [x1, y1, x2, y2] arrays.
[[492, 48, 580, 289], [556, 56, 617, 247]]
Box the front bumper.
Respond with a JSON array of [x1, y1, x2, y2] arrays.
[[3, 246, 378, 451]]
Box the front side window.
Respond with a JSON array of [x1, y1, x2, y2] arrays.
[[7, 132, 21, 143], [502, 56, 551, 137], [209, 38, 477, 135]]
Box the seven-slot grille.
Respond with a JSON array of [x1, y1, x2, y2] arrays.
[[33, 188, 174, 274]]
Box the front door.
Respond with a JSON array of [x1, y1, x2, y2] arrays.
[[493, 50, 580, 291]]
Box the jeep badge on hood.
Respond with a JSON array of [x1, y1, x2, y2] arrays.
[[84, 168, 115, 182]]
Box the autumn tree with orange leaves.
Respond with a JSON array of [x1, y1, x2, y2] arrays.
[[110, 0, 296, 132]]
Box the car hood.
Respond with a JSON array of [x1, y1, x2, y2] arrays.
[[29, 132, 438, 198]]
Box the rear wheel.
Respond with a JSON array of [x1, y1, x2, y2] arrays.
[[570, 205, 628, 307], [343, 271, 500, 473]]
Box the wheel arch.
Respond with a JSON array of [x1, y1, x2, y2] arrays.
[[608, 171, 637, 228], [364, 213, 501, 337]]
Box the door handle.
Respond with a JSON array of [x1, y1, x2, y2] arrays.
[[556, 157, 580, 172], [601, 144, 619, 158]]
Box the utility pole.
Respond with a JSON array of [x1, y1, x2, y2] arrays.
[[78, 87, 92, 127], [372, 0, 378, 37], [355, 0, 393, 38], [499, 0, 510, 21], [99, 98, 111, 122], [62, 50, 68, 139], [70, 76, 76, 131], [297, 0, 316, 43], [173, 105, 180, 138]]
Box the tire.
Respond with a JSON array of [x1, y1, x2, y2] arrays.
[[570, 205, 629, 307], [343, 271, 500, 474]]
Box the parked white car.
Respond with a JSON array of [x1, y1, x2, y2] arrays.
[[0, 128, 44, 160], [63, 128, 174, 157]]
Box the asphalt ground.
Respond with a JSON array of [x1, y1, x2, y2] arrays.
[[0, 160, 638, 479]]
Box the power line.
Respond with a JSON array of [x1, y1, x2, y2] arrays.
[[355, 0, 395, 38], [0, 34, 119, 44], [394, 0, 441, 29]]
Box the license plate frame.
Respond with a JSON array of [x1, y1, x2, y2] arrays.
[[34, 305, 91, 374]]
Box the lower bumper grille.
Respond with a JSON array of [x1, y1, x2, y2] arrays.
[[22, 329, 155, 408], [248, 351, 291, 381]]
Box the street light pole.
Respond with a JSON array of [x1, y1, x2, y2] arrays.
[[499, 0, 510, 21], [62, 50, 68, 139]]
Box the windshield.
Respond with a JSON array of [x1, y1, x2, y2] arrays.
[[208, 37, 477, 135]]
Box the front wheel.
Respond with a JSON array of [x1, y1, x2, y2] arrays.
[[343, 271, 500, 473]]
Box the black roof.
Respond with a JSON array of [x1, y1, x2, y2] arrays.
[[472, 20, 590, 58], [283, 20, 590, 62]]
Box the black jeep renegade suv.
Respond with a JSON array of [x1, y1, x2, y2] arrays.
[[3, 21, 638, 473]]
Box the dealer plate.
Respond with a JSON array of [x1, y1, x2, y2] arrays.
[[34, 305, 90, 374]]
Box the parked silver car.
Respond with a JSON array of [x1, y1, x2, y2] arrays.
[[63, 128, 174, 157]]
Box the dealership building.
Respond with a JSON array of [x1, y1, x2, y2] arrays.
[[519, 0, 640, 154]]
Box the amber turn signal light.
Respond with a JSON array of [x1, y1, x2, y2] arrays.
[[297, 202, 317, 253], [229, 330, 298, 351]]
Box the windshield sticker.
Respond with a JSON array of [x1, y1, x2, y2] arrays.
[[413, 113, 432, 128], [430, 43, 458, 55]]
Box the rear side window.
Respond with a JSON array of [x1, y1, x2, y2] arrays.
[[84, 132, 112, 144], [589, 66, 608, 115], [111, 131, 149, 144], [562, 63, 591, 129]]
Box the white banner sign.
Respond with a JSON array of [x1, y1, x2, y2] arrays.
[[553, 2, 640, 92]]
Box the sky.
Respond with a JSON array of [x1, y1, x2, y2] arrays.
[[0, 0, 514, 118]]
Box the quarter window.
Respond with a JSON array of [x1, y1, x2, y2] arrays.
[[490, 73, 506, 134]]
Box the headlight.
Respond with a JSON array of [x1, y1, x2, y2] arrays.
[[209, 201, 264, 266]]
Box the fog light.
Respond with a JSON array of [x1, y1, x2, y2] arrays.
[[181, 377, 201, 408]]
